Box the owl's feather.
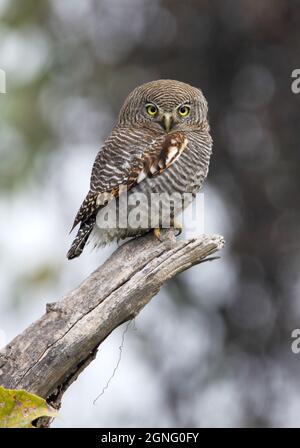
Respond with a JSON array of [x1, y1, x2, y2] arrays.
[[67, 218, 95, 259]]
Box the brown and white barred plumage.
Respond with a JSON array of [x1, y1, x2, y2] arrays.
[[67, 79, 212, 259]]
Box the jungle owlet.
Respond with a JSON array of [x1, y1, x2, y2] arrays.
[[67, 79, 212, 259]]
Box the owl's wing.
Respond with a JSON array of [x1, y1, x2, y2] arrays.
[[70, 128, 188, 231]]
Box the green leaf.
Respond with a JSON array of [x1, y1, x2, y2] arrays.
[[0, 386, 58, 428]]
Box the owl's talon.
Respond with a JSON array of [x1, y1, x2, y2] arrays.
[[153, 228, 163, 241], [174, 227, 182, 237], [172, 219, 183, 237]]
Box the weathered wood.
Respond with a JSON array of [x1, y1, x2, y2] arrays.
[[0, 231, 224, 416]]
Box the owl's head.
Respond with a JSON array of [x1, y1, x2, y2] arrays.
[[118, 79, 208, 132]]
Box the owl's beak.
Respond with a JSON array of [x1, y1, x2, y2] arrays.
[[162, 113, 173, 133]]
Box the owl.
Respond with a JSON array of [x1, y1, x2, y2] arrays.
[[67, 79, 212, 259]]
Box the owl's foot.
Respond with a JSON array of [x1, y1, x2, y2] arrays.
[[171, 219, 183, 237], [153, 223, 182, 241], [153, 227, 163, 241]]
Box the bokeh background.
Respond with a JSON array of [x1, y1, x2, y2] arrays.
[[1, 0, 300, 428]]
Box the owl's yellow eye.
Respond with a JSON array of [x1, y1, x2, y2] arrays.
[[178, 105, 190, 117], [146, 104, 158, 117]]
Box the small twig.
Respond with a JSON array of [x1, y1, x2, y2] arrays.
[[198, 256, 222, 264]]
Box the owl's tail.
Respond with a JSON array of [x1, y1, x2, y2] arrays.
[[67, 218, 95, 259]]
